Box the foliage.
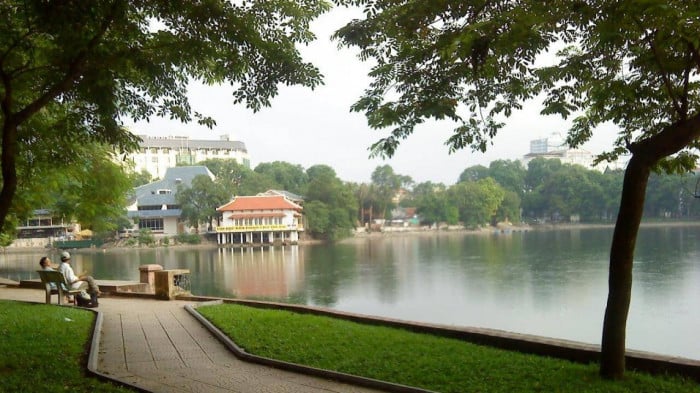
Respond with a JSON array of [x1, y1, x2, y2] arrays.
[[47, 144, 133, 233], [4, 141, 134, 239], [176, 174, 229, 232], [0, 301, 132, 392], [304, 165, 357, 240], [0, 0, 331, 238], [410, 182, 453, 226], [198, 158, 279, 196], [175, 233, 201, 245], [353, 182, 376, 225], [458, 165, 490, 183], [254, 161, 309, 196], [137, 228, 155, 246], [130, 169, 153, 188], [198, 303, 700, 393], [333, 0, 700, 378], [303, 200, 331, 237], [370, 165, 404, 219], [488, 160, 526, 197], [449, 178, 505, 228], [496, 190, 521, 224]]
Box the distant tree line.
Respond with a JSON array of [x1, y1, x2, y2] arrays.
[[14, 153, 700, 246], [164, 157, 700, 240]]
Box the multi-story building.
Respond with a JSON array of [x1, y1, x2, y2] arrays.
[[522, 132, 598, 170], [522, 132, 629, 171], [215, 195, 304, 246], [127, 134, 249, 179], [126, 166, 216, 235]]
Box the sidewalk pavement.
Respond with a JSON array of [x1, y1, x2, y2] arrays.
[[0, 286, 384, 393]]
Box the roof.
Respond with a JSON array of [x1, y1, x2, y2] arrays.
[[217, 196, 302, 212], [129, 166, 215, 209], [138, 135, 247, 152], [127, 209, 182, 219], [227, 213, 286, 219], [391, 207, 418, 220], [257, 190, 304, 203]]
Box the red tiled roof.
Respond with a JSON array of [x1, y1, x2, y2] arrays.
[[228, 213, 285, 219], [217, 196, 302, 212]]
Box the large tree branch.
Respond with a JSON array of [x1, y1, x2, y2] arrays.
[[629, 113, 700, 165], [13, 0, 124, 125]]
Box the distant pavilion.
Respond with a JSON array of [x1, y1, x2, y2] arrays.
[[215, 195, 303, 246]]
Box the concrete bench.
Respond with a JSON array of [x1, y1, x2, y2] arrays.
[[36, 270, 81, 305]]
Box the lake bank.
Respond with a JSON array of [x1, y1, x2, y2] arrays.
[[7, 219, 700, 253]]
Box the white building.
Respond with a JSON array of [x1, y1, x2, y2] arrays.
[[216, 195, 304, 246], [522, 133, 630, 171], [126, 166, 216, 236], [127, 134, 249, 179], [522, 132, 599, 170]]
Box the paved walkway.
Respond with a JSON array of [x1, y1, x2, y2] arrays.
[[0, 286, 383, 393]]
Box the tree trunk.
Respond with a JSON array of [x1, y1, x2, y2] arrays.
[[0, 120, 19, 234], [600, 155, 651, 379]]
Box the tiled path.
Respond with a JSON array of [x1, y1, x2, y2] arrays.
[[0, 286, 383, 393]]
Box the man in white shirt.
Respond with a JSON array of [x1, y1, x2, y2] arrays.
[[57, 251, 101, 305]]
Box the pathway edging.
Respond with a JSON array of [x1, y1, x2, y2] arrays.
[[186, 302, 433, 393]]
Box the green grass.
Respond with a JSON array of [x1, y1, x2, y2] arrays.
[[0, 301, 133, 392], [198, 303, 700, 393]]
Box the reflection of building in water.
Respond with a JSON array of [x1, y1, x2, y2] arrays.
[[215, 195, 303, 246], [217, 246, 304, 299]]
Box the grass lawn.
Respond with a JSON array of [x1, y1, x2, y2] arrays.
[[197, 303, 700, 393], [0, 300, 132, 392]]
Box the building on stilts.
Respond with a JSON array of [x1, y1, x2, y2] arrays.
[[215, 195, 303, 246]]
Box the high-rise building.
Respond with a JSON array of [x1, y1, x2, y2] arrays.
[[522, 132, 595, 169], [521, 132, 628, 171], [127, 134, 249, 179]]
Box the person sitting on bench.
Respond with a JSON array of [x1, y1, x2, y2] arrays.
[[57, 251, 100, 305], [39, 256, 58, 290]]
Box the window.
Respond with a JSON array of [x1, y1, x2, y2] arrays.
[[138, 205, 162, 211], [139, 218, 164, 231]]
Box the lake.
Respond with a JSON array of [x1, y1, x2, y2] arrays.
[[2, 225, 699, 360]]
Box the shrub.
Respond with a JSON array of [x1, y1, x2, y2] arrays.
[[175, 233, 201, 244], [137, 228, 155, 246]]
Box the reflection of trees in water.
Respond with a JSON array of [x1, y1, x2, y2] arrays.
[[305, 244, 358, 307]]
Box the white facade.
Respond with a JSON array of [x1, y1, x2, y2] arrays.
[[127, 134, 250, 179], [216, 196, 303, 246], [522, 132, 629, 171]]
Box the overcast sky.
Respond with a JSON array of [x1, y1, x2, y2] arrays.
[[125, 7, 619, 185]]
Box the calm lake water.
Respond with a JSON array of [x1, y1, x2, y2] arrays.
[[2, 226, 699, 360]]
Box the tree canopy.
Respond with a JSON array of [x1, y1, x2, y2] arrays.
[[333, 0, 700, 379], [177, 174, 229, 233], [0, 0, 330, 235]]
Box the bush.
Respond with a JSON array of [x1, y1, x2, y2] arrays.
[[137, 228, 155, 246], [175, 233, 201, 245]]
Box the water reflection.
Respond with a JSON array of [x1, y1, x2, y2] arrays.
[[1, 226, 699, 360], [217, 246, 304, 300]]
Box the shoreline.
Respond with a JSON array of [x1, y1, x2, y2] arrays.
[[5, 220, 700, 252]]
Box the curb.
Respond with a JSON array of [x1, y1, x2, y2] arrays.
[[181, 296, 700, 383], [86, 309, 153, 393], [186, 301, 434, 393]]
